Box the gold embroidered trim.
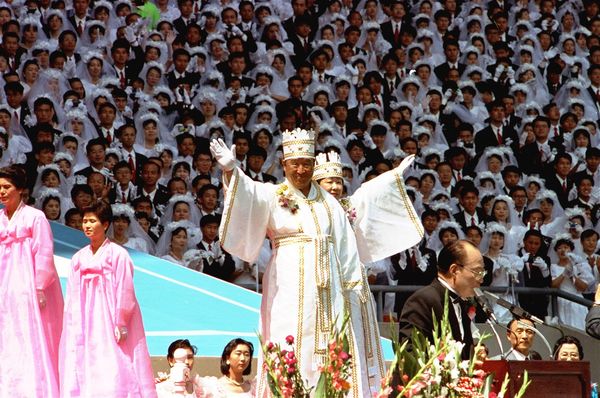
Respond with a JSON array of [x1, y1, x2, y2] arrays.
[[220, 169, 240, 243], [395, 172, 425, 237]]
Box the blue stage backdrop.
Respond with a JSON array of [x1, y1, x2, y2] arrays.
[[52, 222, 394, 359]]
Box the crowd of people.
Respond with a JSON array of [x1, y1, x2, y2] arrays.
[[1, 0, 600, 336]]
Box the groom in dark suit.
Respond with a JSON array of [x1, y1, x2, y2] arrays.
[[398, 240, 485, 360]]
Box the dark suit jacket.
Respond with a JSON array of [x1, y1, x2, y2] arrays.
[[173, 16, 196, 36], [286, 35, 313, 69], [245, 170, 277, 184], [166, 70, 200, 89], [517, 142, 559, 176], [544, 173, 574, 208], [453, 208, 488, 233], [380, 20, 404, 48], [517, 250, 552, 320], [197, 241, 236, 281], [67, 14, 92, 36], [398, 278, 475, 359], [474, 124, 519, 155], [74, 166, 97, 178], [134, 184, 171, 210], [391, 247, 437, 314], [434, 62, 466, 83]]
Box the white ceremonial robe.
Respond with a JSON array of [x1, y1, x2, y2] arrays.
[[348, 166, 424, 264], [220, 167, 380, 397]]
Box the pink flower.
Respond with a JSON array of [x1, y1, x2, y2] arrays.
[[339, 351, 350, 362], [285, 335, 294, 344]]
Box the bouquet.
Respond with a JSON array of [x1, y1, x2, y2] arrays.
[[375, 294, 531, 398], [260, 314, 353, 397]]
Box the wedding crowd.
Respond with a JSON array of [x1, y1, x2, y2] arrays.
[[0, 0, 600, 335]]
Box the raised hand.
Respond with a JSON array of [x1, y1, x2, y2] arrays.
[[396, 154, 416, 175], [209, 138, 237, 171]]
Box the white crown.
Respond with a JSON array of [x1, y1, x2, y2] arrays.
[[313, 151, 343, 181], [282, 128, 315, 160]]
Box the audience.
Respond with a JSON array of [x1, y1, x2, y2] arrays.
[[1, 0, 599, 330]]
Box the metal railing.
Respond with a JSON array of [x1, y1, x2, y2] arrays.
[[370, 285, 594, 322], [237, 283, 594, 323]]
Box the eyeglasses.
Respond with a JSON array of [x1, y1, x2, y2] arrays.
[[460, 265, 487, 279]]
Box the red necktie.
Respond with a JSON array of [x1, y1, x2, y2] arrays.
[[471, 217, 476, 227], [120, 71, 126, 88], [208, 243, 212, 251], [457, 171, 462, 181], [128, 154, 135, 181], [9, 58, 15, 71], [77, 21, 83, 36], [375, 96, 382, 106], [562, 180, 567, 192], [122, 192, 127, 204], [394, 24, 400, 42], [554, 126, 558, 136], [13, 110, 18, 124], [410, 250, 417, 270], [496, 128, 503, 144]]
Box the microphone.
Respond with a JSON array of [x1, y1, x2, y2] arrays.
[[473, 287, 498, 323], [484, 291, 545, 325]]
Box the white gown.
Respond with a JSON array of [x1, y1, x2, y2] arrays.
[[550, 263, 595, 330], [220, 168, 382, 398]]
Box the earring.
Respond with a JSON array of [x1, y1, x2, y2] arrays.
[[226, 361, 230, 365]]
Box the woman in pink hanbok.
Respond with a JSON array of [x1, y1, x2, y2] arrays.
[[59, 201, 157, 398], [0, 165, 64, 397]]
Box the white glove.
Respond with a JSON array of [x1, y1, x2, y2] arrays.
[[563, 263, 574, 278], [231, 25, 243, 36], [506, 68, 515, 79], [455, 89, 464, 103], [442, 102, 454, 114], [124, 26, 136, 43], [531, 257, 547, 268], [183, 89, 191, 105], [210, 138, 237, 171], [362, 132, 376, 149], [396, 154, 415, 175], [358, 165, 373, 183]]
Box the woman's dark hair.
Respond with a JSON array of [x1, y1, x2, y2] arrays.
[[220, 338, 254, 376], [554, 237, 575, 251], [0, 165, 27, 189], [553, 335, 583, 360], [171, 161, 191, 177], [114, 214, 131, 224], [252, 129, 273, 146], [82, 200, 113, 225], [171, 226, 188, 240], [167, 339, 197, 361], [42, 195, 61, 219]]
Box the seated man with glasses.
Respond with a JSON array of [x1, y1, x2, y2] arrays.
[[495, 316, 542, 360], [398, 239, 486, 360]]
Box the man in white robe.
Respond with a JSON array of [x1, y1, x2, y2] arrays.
[[210, 130, 382, 397]]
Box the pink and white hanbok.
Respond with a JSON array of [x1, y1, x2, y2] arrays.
[[0, 203, 64, 397], [59, 239, 157, 398]]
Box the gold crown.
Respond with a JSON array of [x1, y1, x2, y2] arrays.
[[282, 128, 316, 160], [312, 151, 343, 181]]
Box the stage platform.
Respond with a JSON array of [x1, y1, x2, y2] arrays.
[[51, 222, 394, 363]]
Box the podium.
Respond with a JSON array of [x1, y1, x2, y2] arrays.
[[481, 360, 591, 398]]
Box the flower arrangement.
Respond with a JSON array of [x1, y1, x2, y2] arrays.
[[276, 184, 300, 214], [375, 295, 531, 398], [260, 315, 352, 397], [339, 198, 357, 227]]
